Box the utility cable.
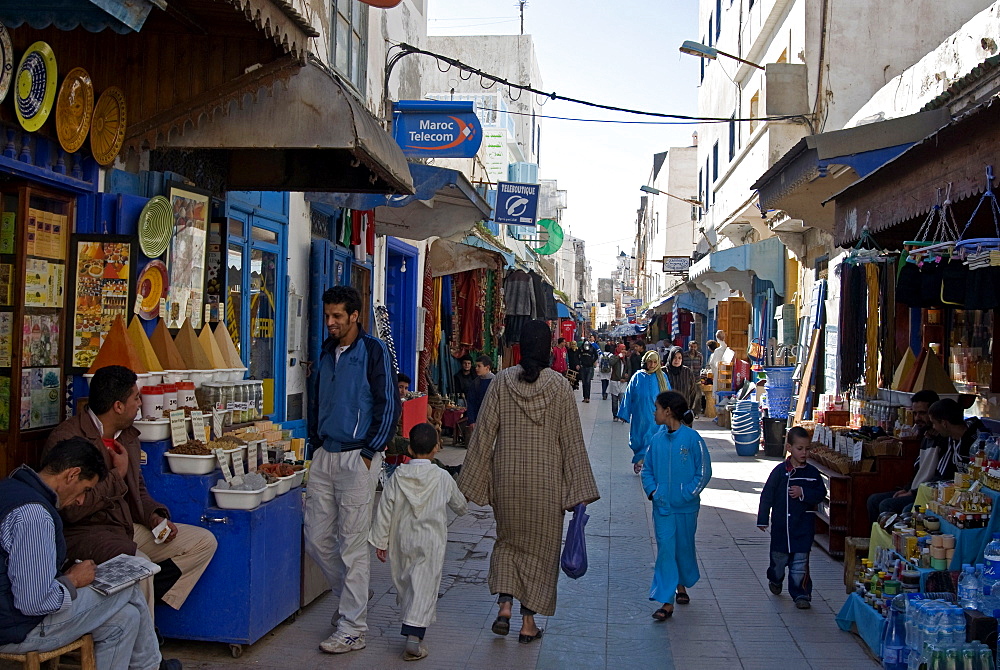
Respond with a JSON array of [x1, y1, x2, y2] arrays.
[[387, 42, 810, 125]]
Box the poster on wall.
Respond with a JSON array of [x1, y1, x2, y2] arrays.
[[165, 182, 210, 330], [66, 236, 135, 373], [20, 367, 60, 430]]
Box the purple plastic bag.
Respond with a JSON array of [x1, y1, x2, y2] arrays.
[[561, 503, 589, 579]]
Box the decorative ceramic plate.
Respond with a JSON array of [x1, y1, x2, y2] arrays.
[[137, 259, 168, 320], [55, 67, 94, 154], [0, 23, 12, 105], [90, 86, 126, 166], [15, 41, 57, 132], [138, 196, 173, 258]]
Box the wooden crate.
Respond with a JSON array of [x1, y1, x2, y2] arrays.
[[844, 536, 870, 593]]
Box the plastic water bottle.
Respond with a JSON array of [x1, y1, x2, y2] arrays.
[[986, 434, 1000, 464], [984, 534, 1000, 594], [882, 596, 907, 670], [960, 566, 981, 610]]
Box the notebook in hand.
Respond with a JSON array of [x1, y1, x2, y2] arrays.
[[89, 554, 161, 597]]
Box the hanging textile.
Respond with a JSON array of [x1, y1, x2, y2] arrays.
[[418, 256, 435, 392], [364, 210, 376, 256], [340, 209, 352, 247], [865, 263, 880, 396], [671, 301, 680, 341], [374, 304, 398, 374], [839, 263, 868, 388], [878, 257, 898, 388]]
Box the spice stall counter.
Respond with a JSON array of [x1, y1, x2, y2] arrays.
[[140, 440, 302, 658]]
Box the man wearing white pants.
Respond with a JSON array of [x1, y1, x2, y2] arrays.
[[305, 286, 400, 655]]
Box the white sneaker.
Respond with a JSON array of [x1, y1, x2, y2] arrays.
[[319, 631, 366, 654]]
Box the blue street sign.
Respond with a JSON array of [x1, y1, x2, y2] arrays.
[[393, 101, 483, 158], [625, 307, 636, 316], [495, 181, 540, 225]]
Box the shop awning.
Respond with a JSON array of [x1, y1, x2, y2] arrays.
[[427, 228, 512, 277], [306, 163, 491, 239], [832, 99, 1000, 247], [142, 57, 413, 194], [557, 302, 572, 318], [689, 237, 786, 299], [649, 284, 709, 315], [751, 109, 949, 231], [0, 0, 165, 33]]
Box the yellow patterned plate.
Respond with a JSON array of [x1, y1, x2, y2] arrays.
[[90, 86, 126, 166], [15, 41, 57, 132], [138, 195, 173, 258], [55, 67, 94, 154]]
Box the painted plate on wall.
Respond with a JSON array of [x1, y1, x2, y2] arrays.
[[138, 195, 173, 258], [90, 86, 126, 166], [137, 259, 168, 320], [15, 41, 57, 132], [0, 23, 12, 104], [55, 67, 94, 154]]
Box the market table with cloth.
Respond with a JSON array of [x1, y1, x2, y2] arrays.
[[912, 483, 1000, 568], [836, 592, 886, 654]]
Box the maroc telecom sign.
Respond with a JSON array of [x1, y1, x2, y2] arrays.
[[393, 101, 484, 158]]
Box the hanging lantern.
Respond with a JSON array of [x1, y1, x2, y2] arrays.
[[360, 0, 403, 7]]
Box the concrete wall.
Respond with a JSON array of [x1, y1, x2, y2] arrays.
[[660, 146, 699, 259], [847, 1, 1000, 126]]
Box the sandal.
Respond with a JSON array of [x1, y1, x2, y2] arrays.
[[518, 629, 544, 644], [675, 592, 690, 605], [491, 615, 510, 636], [651, 607, 673, 621]]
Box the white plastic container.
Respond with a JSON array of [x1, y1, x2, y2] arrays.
[[221, 445, 247, 470], [228, 367, 248, 382], [276, 474, 294, 495], [290, 469, 305, 488], [211, 486, 265, 510], [187, 369, 214, 389], [134, 419, 170, 442], [164, 453, 217, 475], [261, 481, 278, 502], [162, 370, 186, 384]]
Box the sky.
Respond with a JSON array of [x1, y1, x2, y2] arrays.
[[426, 0, 701, 284]]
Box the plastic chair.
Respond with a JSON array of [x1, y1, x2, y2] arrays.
[[0, 633, 96, 670]]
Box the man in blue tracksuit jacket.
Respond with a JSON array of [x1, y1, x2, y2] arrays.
[[305, 286, 400, 655]]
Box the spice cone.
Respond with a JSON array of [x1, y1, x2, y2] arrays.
[[149, 319, 189, 370], [87, 316, 148, 375], [198, 325, 228, 369], [173, 319, 212, 370], [127, 317, 163, 372], [214, 320, 244, 368]]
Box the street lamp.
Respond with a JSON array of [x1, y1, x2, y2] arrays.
[[639, 185, 703, 207], [679, 40, 765, 70]]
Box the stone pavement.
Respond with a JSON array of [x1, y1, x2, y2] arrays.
[[18, 393, 879, 669]]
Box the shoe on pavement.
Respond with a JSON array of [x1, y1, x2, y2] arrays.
[[768, 582, 782, 595], [795, 598, 811, 609], [403, 637, 428, 661], [320, 630, 367, 654]]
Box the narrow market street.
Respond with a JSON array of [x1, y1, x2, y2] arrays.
[[157, 397, 878, 670]]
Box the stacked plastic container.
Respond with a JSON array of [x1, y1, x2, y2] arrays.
[[731, 398, 761, 456], [763, 366, 796, 419]]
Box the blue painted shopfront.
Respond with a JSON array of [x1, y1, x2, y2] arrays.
[[385, 237, 418, 383]]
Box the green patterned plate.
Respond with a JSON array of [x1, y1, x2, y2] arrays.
[[138, 196, 172, 258]]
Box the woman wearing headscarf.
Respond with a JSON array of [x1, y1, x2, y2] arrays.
[[458, 320, 600, 643], [610, 343, 631, 422], [665, 346, 701, 417], [566, 340, 581, 390], [617, 350, 670, 473]]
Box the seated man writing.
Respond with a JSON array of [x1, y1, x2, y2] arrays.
[[0, 437, 180, 669], [43, 365, 217, 619]]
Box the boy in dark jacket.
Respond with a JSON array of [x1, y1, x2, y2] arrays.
[[756, 426, 826, 609]]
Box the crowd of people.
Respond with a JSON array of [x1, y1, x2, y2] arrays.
[[0, 293, 833, 664]]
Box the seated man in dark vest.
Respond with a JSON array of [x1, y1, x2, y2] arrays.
[[0, 437, 180, 669]]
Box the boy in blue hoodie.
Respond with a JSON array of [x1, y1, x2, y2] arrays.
[[756, 426, 827, 609]]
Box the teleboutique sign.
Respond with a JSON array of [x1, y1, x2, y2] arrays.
[[392, 101, 484, 158]]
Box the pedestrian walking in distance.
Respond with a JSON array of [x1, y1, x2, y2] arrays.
[[642, 391, 712, 621], [617, 350, 670, 474], [305, 285, 401, 655], [369, 423, 468, 661], [757, 426, 826, 609], [459, 319, 599, 643]]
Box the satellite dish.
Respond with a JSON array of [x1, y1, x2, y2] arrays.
[[533, 218, 564, 255]]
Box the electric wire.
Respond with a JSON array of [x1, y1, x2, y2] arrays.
[[386, 42, 809, 125]]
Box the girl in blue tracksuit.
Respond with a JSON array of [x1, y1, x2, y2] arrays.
[[641, 391, 712, 621], [756, 426, 827, 608]]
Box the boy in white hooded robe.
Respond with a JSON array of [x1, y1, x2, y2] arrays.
[[369, 423, 468, 661]]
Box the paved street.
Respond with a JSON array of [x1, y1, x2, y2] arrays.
[[148, 396, 876, 668]]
